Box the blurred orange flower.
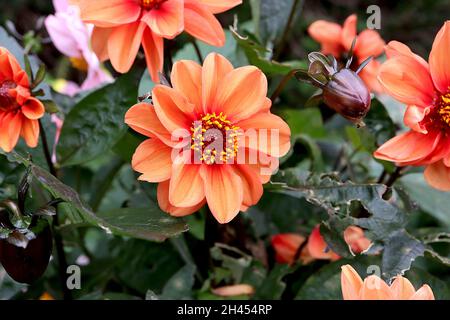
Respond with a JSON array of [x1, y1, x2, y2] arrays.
[[271, 225, 371, 264], [374, 21, 450, 191], [308, 14, 385, 92], [75, 0, 241, 81], [0, 48, 45, 152], [125, 53, 290, 223], [341, 265, 435, 300]]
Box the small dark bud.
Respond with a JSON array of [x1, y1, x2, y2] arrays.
[[295, 51, 372, 126], [323, 69, 371, 125], [0, 218, 52, 284]]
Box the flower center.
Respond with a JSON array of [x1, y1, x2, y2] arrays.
[[70, 57, 88, 72], [0, 80, 17, 112], [191, 112, 241, 165], [438, 91, 450, 126], [140, 0, 167, 10]]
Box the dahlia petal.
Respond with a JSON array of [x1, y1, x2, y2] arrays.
[[342, 14, 357, 51], [202, 165, 243, 224], [384, 41, 429, 69], [171, 60, 203, 113], [390, 276, 416, 300], [424, 160, 450, 191], [355, 59, 382, 92], [236, 112, 291, 157], [107, 21, 146, 73], [429, 21, 450, 94], [20, 118, 39, 148], [157, 180, 206, 217], [378, 56, 435, 107], [343, 226, 371, 254], [194, 0, 242, 14], [22, 97, 45, 120], [374, 130, 441, 165], [271, 234, 306, 264], [91, 27, 114, 62], [240, 148, 279, 183], [152, 85, 195, 132], [307, 225, 340, 261], [78, 0, 141, 27], [307, 20, 343, 56], [232, 164, 263, 207], [142, 28, 164, 82], [169, 160, 205, 207], [410, 285, 435, 300], [359, 275, 393, 300], [215, 66, 268, 121], [124, 102, 174, 146], [0, 112, 22, 152], [355, 29, 385, 59], [0, 48, 17, 81], [132, 139, 172, 182], [202, 53, 233, 113], [184, 1, 225, 47], [141, 0, 183, 39], [403, 105, 430, 133], [341, 265, 364, 300]]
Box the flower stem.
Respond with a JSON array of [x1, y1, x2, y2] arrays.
[[384, 166, 404, 187], [274, 0, 304, 60], [39, 120, 72, 300], [270, 69, 298, 103], [191, 38, 203, 63]]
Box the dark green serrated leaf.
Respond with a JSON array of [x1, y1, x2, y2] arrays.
[[272, 168, 427, 280]]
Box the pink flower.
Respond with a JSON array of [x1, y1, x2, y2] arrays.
[[45, 0, 112, 96]]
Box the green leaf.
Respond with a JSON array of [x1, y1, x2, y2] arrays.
[[230, 24, 304, 76], [381, 230, 425, 280], [96, 208, 188, 242], [253, 264, 294, 299], [160, 264, 196, 300], [279, 108, 325, 138], [1, 151, 188, 242], [250, 0, 296, 45], [174, 31, 248, 67], [364, 99, 396, 146], [272, 168, 426, 280], [400, 173, 450, 227], [57, 72, 139, 167]]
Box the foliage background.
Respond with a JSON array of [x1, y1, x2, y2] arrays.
[[0, 0, 449, 300]]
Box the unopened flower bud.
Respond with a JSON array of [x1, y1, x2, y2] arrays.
[[323, 69, 371, 125]]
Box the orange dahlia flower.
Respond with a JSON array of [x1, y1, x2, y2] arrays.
[[125, 53, 291, 223], [374, 21, 450, 191], [0, 48, 45, 152], [308, 14, 385, 92], [341, 265, 435, 300], [75, 0, 242, 81]]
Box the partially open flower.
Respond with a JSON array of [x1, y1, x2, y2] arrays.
[[0, 47, 45, 152], [341, 265, 435, 300], [296, 52, 371, 126]]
